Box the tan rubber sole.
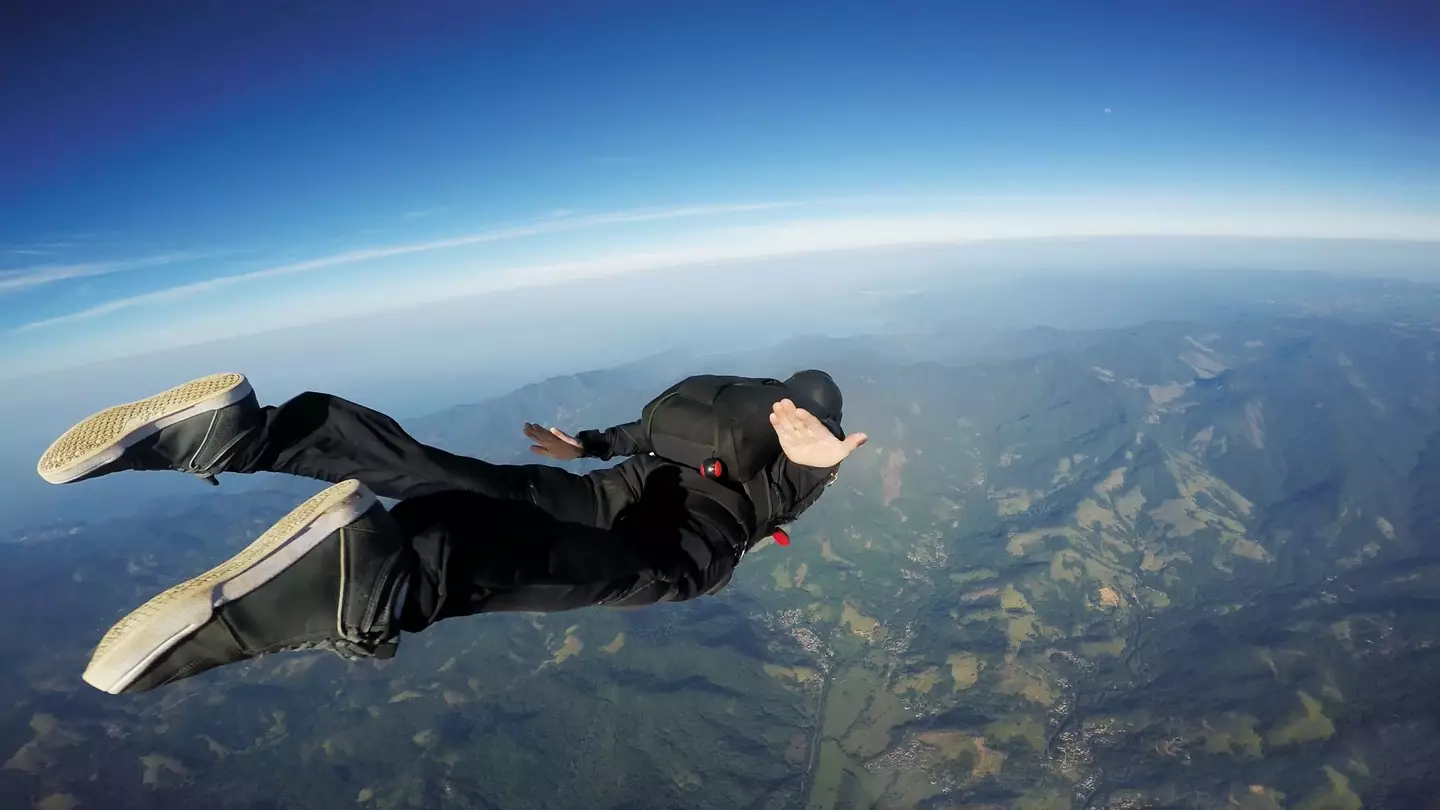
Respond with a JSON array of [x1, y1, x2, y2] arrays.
[[82, 479, 375, 695], [36, 373, 252, 484]]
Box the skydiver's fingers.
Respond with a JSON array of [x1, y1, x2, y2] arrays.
[[529, 444, 548, 456], [772, 400, 791, 421], [770, 402, 786, 425], [844, 432, 869, 450], [770, 409, 801, 437], [781, 406, 808, 434], [792, 407, 817, 434], [782, 400, 809, 429], [779, 404, 820, 438], [771, 415, 795, 441]]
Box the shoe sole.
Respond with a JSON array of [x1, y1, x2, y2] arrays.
[[36, 373, 253, 484], [82, 479, 376, 695]]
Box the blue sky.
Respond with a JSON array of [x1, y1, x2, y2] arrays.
[[2, 0, 1439, 378]]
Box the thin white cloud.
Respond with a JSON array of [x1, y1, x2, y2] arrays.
[[4, 241, 77, 253], [0, 253, 201, 294], [145, 209, 1440, 336], [400, 207, 449, 221], [14, 201, 800, 331], [18, 199, 1440, 335], [289, 209, 1440, 314]]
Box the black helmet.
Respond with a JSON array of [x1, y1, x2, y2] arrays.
[[761, 370, 845, 534], [784, 369, 843, 424]]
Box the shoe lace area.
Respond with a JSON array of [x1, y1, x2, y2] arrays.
[[267, 635, 395, 662]]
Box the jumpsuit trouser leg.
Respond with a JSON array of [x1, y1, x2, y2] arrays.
[[224, 392, 735, 628]]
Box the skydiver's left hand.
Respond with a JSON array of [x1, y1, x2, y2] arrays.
[[524, 423, 585, 461], [769, 399, 868, 468]]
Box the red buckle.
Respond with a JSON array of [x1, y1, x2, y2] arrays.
[[772, 528, 790, 546]]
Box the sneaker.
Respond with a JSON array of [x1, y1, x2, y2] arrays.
[[82, 479, 412, 695], [37, 372, 261, 485]]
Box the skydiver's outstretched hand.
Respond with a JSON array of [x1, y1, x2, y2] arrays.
[[769, 399, 868, 468], [524, 423, 585, 461]]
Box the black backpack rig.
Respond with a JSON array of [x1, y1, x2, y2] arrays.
[[640, 374, 793, 545]]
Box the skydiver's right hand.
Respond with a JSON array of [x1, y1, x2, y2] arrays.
[[770, 399, 869, 468], [524, 423, 585, 461]]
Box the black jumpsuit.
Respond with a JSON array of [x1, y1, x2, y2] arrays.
[[222, 392, 820, 632]]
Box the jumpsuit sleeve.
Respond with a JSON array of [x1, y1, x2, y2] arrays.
[[574, 420, 653, 461]]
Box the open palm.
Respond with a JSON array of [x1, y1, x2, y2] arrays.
[[769, 399, 868, 468], [523, 423, 585, 461]]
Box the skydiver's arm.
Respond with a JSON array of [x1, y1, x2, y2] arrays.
[[574, 420, 653, 461]]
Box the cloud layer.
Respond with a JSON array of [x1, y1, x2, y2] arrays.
[[13, 202, 800, 331], [0, 253, 200, 294], [12, 198, 1440, 336]]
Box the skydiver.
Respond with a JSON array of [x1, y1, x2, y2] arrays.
[[36, 371, 868, 695]]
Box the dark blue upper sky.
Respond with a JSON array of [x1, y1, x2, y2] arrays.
[[2, 0, 1438, 374]]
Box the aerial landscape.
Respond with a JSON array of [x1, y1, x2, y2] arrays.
[[7, 275, 1440, 808], [2, 3, 1439, 809]]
